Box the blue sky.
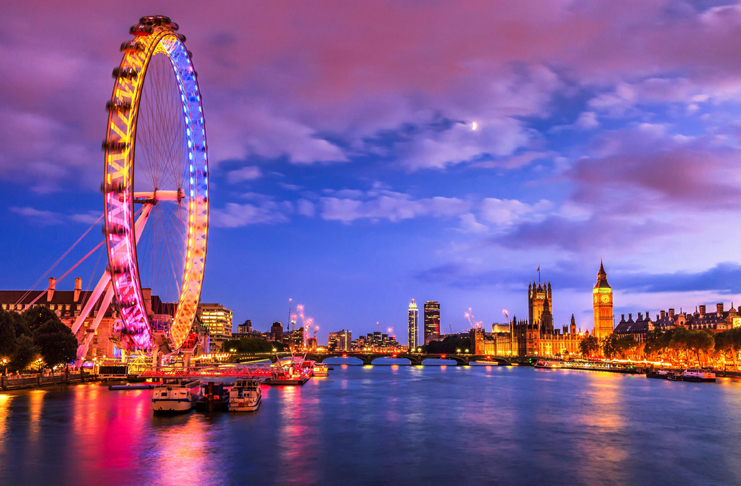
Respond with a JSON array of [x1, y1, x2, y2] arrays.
[[3, 0, 741, 344]]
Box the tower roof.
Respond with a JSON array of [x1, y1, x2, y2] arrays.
[[595, 258, 611, 289]]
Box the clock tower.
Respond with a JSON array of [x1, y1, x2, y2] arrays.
[[593, 259, 613, 339]]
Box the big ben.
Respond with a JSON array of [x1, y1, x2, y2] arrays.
[[593, 259, 613, 339]]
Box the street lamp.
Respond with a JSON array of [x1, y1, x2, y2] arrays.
[[465, 349, 469, 354], [456, 349, 461, 354], [2, 358, 7, 375]]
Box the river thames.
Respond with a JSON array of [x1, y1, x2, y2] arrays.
[[1, 363, 740, 486]]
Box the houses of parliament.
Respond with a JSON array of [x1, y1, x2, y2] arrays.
[[470, 261, 612, 357]]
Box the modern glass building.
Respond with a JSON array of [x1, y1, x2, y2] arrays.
[[424, 301, 440, 343], [408, 299, 419, 351]]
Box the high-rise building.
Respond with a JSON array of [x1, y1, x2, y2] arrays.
[[338, 329, 352, 351], [408, 299, 419, 350], [328, 332, 339, 351], [197, 303, 233, 352], [593, 259, 614, 339], [424, 301, 440, 343]]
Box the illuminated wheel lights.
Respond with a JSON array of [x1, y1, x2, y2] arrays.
[[102, 16, 208, 352]]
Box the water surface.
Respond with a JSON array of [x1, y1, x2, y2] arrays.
[[1, 364, 739, 485]]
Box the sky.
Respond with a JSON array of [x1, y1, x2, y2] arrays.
[[3, 0, 741, 344]]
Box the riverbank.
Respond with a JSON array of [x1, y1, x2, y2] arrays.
[[1, 371, 98, 391]]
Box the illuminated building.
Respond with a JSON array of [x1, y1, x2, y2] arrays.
[[306, 337, 317, 351], [529, 281, 553, 332], [617, 304, 738, 342], [408, 299, 419, 350], [424, 301, 441, 344], [237, 320, 252, 333], [511, 276, 583, 356], [338, 330, 352, 351], [328, 332, 339, 351], [197, 303, 233, 352], [592, 260, 614, 339]]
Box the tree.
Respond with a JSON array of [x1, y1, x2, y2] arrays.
[[21, 305, 61, 334], [0, 309, 17, 358], [34, 319, 78, 370], [10, 335, 39, 372], [579, 335, 600, 357]]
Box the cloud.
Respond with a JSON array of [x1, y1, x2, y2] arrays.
[[480, 198, 552, 227], [297, 199, 316, 217], [320, 191, 471, 223], [10, 206, 62, 225], [458, 213, 488, 233], [211, 201, 291, 228], [616, 262, 741, 295], [575, 111, 599, 130], [227, 166, 262, 183]]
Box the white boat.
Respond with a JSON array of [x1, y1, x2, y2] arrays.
[[229, 378, 262, 412], [681, 368, 717, 382], [152, 378, 202, 413], [313, 363, 329, 377]]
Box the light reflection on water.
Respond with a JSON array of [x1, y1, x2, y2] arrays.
[[2, 366, 741, 485]]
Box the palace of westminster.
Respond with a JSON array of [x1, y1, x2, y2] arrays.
[[469, 259, 741, 357]]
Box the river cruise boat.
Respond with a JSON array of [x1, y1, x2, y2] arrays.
[[313, 363, 329, 377], [680, 368, 717, 383], [229, 378, 262, 412], [152, 378, 202, 413], [534, 360, 560, 369]]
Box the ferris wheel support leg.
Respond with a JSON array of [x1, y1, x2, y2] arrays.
[[76, 281, 115, 361], [71, 272, 111, 336]]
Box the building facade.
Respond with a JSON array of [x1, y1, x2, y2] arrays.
[[197, 303, 233, 352], [237, 319, 252, 334], [528, 281, 553, 329], [423, 301, 440, 345], [408, 299, 419, 351], [592, 260, 614, 340]]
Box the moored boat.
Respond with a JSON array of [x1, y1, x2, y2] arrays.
[[646, 369, 672, 380], [229, 378, 262, 412], [195, 382, 230, 412], [534, 360, 560, 369], [313, 363, 329, 377], [680, 368, 717, 383], [152, 378, 202, 413]]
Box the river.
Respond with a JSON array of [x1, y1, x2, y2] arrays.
[[1, 362, 740, 486]]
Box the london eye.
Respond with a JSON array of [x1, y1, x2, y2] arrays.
[[101, 15, 208, 354]]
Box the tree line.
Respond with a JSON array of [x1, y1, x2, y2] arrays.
[[0, 306, 78, 372], [578, 327, 741, 368]]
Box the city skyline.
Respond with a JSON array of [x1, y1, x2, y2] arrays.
[[5, 1, 741, 343]]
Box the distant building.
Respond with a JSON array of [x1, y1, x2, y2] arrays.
[[338, 329, 352, 351], [306, 337, 317, 351], [592, 260, 614, 340], [327, 332, 339, 351], [408, 299, 419, 351], [237, 319, 252, 334], [617, 303, 739, 342], [424, 301, 440, 344], [270, 321, 284, 343], [491, 323, 510, 333], [197, 303, 233, 352]]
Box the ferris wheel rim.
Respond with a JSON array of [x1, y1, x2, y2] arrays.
[[102, 17, 209, 352]]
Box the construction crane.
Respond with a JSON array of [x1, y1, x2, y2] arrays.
[[465, 308, 483, 329], [449, 323, 453, 335]]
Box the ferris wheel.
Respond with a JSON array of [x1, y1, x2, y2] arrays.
[[71, 16, 208, 357]]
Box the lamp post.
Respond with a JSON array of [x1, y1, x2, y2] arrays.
[[2, 358, 7, 375]]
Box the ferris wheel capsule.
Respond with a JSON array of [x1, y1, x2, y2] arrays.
[[102, 17, 209, 353]]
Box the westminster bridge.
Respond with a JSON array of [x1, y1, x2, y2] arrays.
[[231, 352, 519, 366]]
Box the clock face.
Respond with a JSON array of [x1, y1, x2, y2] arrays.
[[601, 294, 610, 303]]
